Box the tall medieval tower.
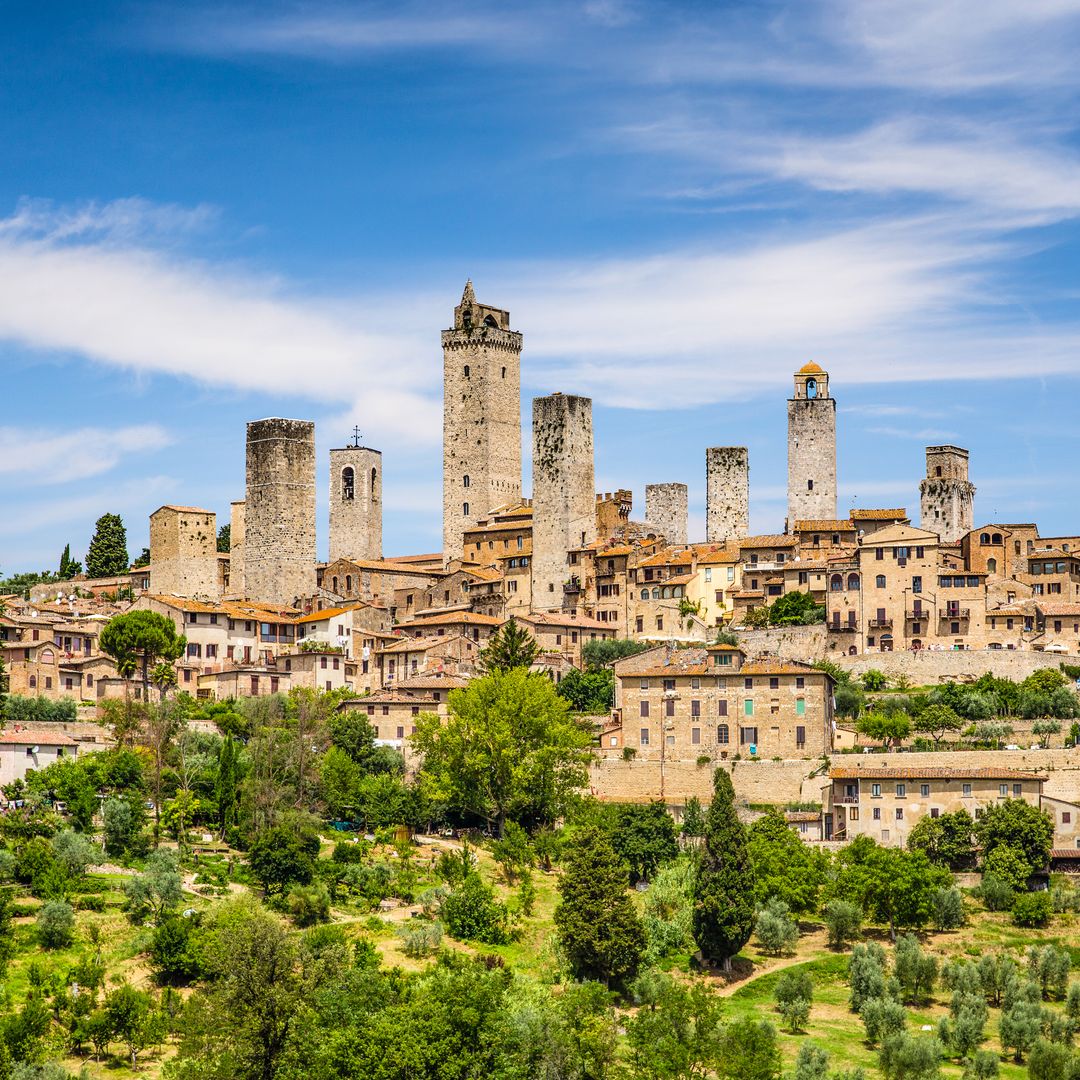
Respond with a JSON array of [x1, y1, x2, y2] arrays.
[[705, 447, 749, 543], [531, 393, 596, 609], [645, 483, 688, 545], [920, 445, 975, 543], [148, 505, 219, 600], [442, 281, 523, 563], [329, 440, 382, 563], [787, 363, 837, 528], [245, 418, 316, 606]]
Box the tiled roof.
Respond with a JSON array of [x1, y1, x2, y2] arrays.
[[830, 766, 1044, 781], [739, 535, 798, 549], [297, 603, 363, 624], [395, 674, 471, 689], [154, 504, 212, 514], [378, 634, 466, 654], [850, 508, 908, 520], [401, 611, 502, 627], [1036, 602, 1080, 617], [518, 612, 611, 630], [597, 545, 635, 557], [639, 549, 693, 568], [464, 566, 503, 581], [794, 519, 856, 532], [785, 811, 821, 822], [741, 659, 825, 676], [0, 729, 78, 746]]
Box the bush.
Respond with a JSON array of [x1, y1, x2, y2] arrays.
[[36, 900, 75, 948], [439, 874, 510, 945], [1012, 891, 1053, 929], [755, 896, 799, 956], [286, 882, 331, 927], [399, 920, 442, 959], [862, 997, 907, 1046], [878, 1031, 943, 1080], [822, 899, 862, 949], [976, 875, 1015, 912], [931, 887, 965, 930], [776, 968, 813, 1010], [849, 942, 889, 1014], [862, 670, 888, 692], [150, 915, 204, 982], [778, 995, 810, 1033], [963, 1049, 999, 1079], [894, 934, 938, 1004]]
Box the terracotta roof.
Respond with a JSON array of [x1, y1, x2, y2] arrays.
[[741, 659, 826, 676], [1035, 602, 1080, 617], [739, 535, 798, 549], [464, 520, 533, 535], [987, 607, 1034, 618], [379, 633, 470, 654], [705, 643, 743, 652], [388, 553, 444, 564], [0, 729, 78, 746], [1050, 849, 1080, 859], [694, 547, 739, 565], [463, 566, 503, 581], [297, 604, 363, 624], [785, 811, 821, 822], [639, 549, 693, 568], [154, 505, 212, 514], [830, 766, 1044, 781], [850, 509, 907, 520], [798, 361, 824, 374], [663, 574, 696, 587], [401, 611, 502, 627], [597, 545, 635, 557], [395, 674, 471, 689], [794, 520, 856, 532], [518, 612, 611, 631], [732, 590, 765, 599]]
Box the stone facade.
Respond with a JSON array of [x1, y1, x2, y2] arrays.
[[706, 446, 749, 543], [148, 506, 219, 600], [329, 445, 383, 563], [228, 500, 245, 599], [531, 393, 596, 610], [441, 282, 523, 563], [787, 364, 837, 527], [244, 418, 316, 606], [920, 445, 975, 544], [645, 483, 688, 545]]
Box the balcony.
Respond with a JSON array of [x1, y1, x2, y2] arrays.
[[828, 621, 859, 633], [940, 608, 971, 620], [563, 578, 582, 595], [905, 610, 930, 621], [833, 796, 859, 805], [868, 617, 893, 629]]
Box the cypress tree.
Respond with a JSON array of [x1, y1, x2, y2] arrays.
[[554, 824, 645, 988], [692, 768, 755, 969], [477, 617, 539, 672], [85, 513, 130, 577]]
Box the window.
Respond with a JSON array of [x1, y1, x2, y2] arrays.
[[920, 784, 930, 797], [691, 677, 701, 690], [463, 364, 470, 377], [463, 474, 470, 488], [963, 783, 972, 796], [744, 677, 753, 689], [1013, 784, 1022, 796], [871, 783, 881, 797], [692, 727, 700, 745], [640, 678, 649, 690], [999, 784, 1008, 796], [691, 699, 701, 717], [1063, 812, 1072, 824], [895, 784, 906, 797], [795, 698, 806, 716], [895, 808, 904, 820], [796, 725, 805, 748], [876, 575, 886, 588], [718, 700, 728, 716], [655, 616, 663, 631], [640, 701, 649, 718], [873, 807, 880, 820], [847, 574, 860, 591], [717, 724, 729, 744], [462, 502, 470, 516], [640, 728, 650, 746], [849, 808, 859, 821], [769, 677, 779, 689], [743, 699, 754, 717]]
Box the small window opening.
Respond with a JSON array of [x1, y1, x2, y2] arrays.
[[342, 466, 355, 501]]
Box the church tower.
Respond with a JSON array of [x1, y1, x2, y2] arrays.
[[442, 281, 523, 563], [329, 435, 382, 563], [787, 363, 837, 528]]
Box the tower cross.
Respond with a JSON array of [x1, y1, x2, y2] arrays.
[[350, 426, 362, 447]]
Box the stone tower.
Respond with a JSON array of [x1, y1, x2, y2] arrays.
[[227, 500, 245, 598], [245, 418, 316, 606], [787, 362, 837, 528], [531, 393, 595, 609], [329, 442, 382, 563], [705, 447, 749, 543], [920, 445, 975, 543], [148, 505, 219, 599], [645, 483, 688, 545], [442, 281, 523, 563]]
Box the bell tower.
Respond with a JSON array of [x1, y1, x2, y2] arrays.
[[787, 362, 837, 528]]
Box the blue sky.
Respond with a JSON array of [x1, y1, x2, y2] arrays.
[[4, 0, 1080, 572]]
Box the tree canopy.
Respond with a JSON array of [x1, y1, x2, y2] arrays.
[[476, 617, 539, 673], [85, 513, 130, 577]]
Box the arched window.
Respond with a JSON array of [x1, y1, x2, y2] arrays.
[[662, 586, 671, 599], [463, 475, 470, 488], [501, 366, 507, 378], [484, 314, 498, 328], [332, 576, 339, 593], [29, 675, 36, 688], [651, 588, 660, 600], [640, 589, 649, 600], [979, 532, 990, 544], [992, 533, 1002, 544], [342, 467, 355, 501], [830, 574, 843, 592], [346, 575, 353, 592], [41, 648, 54, 664], [717, 724, 729, 744], [463, 502, 470, 517], [847, 573, 860, 591], [806, 378, 817, 399], [463, 365, 470, 377], [987, 558, 998, 574], [371, 467, 377, 492], [876, 574, 886, 588]]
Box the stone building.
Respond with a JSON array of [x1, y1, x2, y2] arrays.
[[329, 442, 382, 563], [920, 445, 975, 544], [244, 418, 316, 606], [228, 500, 245, 598], [705, 447, 749, 543], [148, 505, 220, 600], [645, 483, 688, 545], [787, 363, 837, 528], [531, 393, 596, 610], [442, 282, 523, 563]]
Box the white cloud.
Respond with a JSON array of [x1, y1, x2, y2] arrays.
[[0, 425, 172, 484]]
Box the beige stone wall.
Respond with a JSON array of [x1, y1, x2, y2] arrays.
[[836, 648, 1066, 683], [149, 507, 219, 600], [645, 483, 688, 545], [531, 394, 596, 609], [245, 418, 316, 606], [787, 372, 837, 526], [228, 500, 245, 599], [705, 447, 749, 542], [329, 446, 382, 563], [734, 625, 829, 660], [441, 287, 523, 563]]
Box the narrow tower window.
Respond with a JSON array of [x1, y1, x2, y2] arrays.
[[371, 467, 377, 492], [463, 475, 470, 488], [501, 366, 506, 378], [807, 479, 814, 491], [463, 502, 470, 517], [463, 365, 470, 377], [342, 467, 355, 501]]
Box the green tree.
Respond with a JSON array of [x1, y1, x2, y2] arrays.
[[982, 846, 1031, 892], [150, 915, 204, 983], [878, 1032, 943, 1080], [217, 524, 231, 552], [715, 1017, 782, 1080], [124, 850, 183, 923], [57, 543, 82, 580], [624, 976, 725, 1080], [907, 809, 975, 869], [894, 934, 939, 1003], [131, 547, 151, 569], [85, 512, 130, 577], [856, 710, 911, 748], [999, 997, 1044, 1061], [747, 808, 829, 913], [861, 670, 888, 691], [681, 796, 705, 838], [554, 825, 645, 988], [319, 745, 361, 819], [976, 798, 1054, 874], [248, 824, 319, 897], [822, 899, 862, 950], [556, 667, 615, 713], [440, 873, 510, 945], [412, 669, 593, 835], [104, 983, 153, 1067], [1012, 892, 1053, 928], [214, 734, 241, 832], [608, 801, 679, 885], [477, 617, 539, 672], [36, 899, 75, 948], [99, 609, 187, 712], [755, 897, 799, 956], [581, 637, 652, 668], [775, 968, 813, 1033], [103, 796, 148, 857], [913, 704, 964, 746], [792, 1044, 830, 1080], [692, 769, 755, 970], [767, 590, 825, 626], [931, 887, 966, 930]]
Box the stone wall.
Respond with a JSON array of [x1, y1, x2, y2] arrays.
[[244, 418, 316, 606], [148, 506, 219, 600], [531, 393, 595, 610], [441, 284, 522, 563], [645, 483, 688, 545], [836, 649, 1065, 683], [787, 371, 837, 526], [228, 500, 245, 599], [705, 446, 749, 542], [329, 446, 383, 563], [734, 625, 828, 661]]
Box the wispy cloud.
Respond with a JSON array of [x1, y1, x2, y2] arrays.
[[0, 425, 172, 484], [865, 425, 960, 442]]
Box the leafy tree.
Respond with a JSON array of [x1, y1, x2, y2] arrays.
[[556, 667, 615, 713], [1032, 718, 1062, 747], [319, 745, 361, 819], [51, 829, 94, 878], [940, 989, 988, 1060], [1012, 891, 1053, 928], [491, 820, 533, 884], [477, 617, 539, 672], [248, 824, 319, 897], [624, 975, 725, 1079], [692, 769, 755, 970], [124, 850, 183, 923], [681, 796, 705, 838], [856, 710, 911, 748], [36, 899, 75, 948], [861, 670, 888, 692], [982, 846, 1032, 891], [913, 704, 963, 746], [1027, 945, 1071, 1000], [104, 982, 154, 1067], [755, 897, 798, 956], [608, 801, 679, 884], [792, 1043, 830, 1080], [85, 512, 129, 577], [834, 682, 866, 720], [822, 899, 862, 950], [440, 873, 510, 944], [775, 968, 813, 1017], [286, 882, 331, 927], [554, 825, 645, 988], [1027, 1040, 1076, 1080], [862, 997, 907, 1046], [878, 1032, 943, 1080], [999, 997, 1044, 1061], [715, 1017, 781, 1080], [217, 524, 231, 552], [214, 734, 241, 832], [907, 809, 975, 869], [0, 888, 15, 978], [894, 934, 938, 1004], [972, 720, 1013, 749], [766, 590, 825, 626], [747, 809, 829, 913], [150, 915, 204, 983], [581, 637, 652, 669], [975, 874, 1016, 912], [1024, 668, 1067, 696], [412, 669, 593, 835], [931, 886, 966, 930], [848, 942, 889, 1013], [103, 796, 147, 857]]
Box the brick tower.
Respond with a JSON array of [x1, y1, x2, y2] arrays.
[[441, 281, 523, 563], [787, 363, 837, 528], [329, 436, 382, 563], [705, 447, 749, 543], [920, 445, 975, 543]]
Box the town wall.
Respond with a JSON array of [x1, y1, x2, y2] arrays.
[[645, 483, 688, 545], [705, 446, 749, 542], [244, 418, 316, 606], [836, 649, 1066, 683], [329, 445, 383, 563]]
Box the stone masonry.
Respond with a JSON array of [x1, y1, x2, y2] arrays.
[[705, 446, 749, 542], [244, 418, 316, 606], [645, 483, 688, 545], [441, 281, 523, 564], [148, 506, 219, 600], [329, 444, 383, 563], [228, 500, 245, 599], [920, 445, 975, 543], [531, 393, 596, 610], [787, 363, 837, 527]]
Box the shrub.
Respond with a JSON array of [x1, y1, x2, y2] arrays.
[[36, 900, 75, 948], [1027, 944, 1070, 999], [776, 968, 813, 1010], [931, 887, 965, 930], [862, 997, 907, 1046], [755, 896, 799, 956], [1012, 891, 1053, 929], [878, 1031, 943, 1080], [823, 899, 862, 949], [439, 874, 510, 945], [862, 670, 888, 692], [778, 995, 810, 1033], [150, 915, 204, 982], [975, 875, 1015, 912], [286, 882, 331, 927], [983, 847, 1032, 893], [964, 1049, 1000, 1078], [398, 920, 443, 959], [849, 942, 889, 1013], [894, 934, 938, 1004]]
